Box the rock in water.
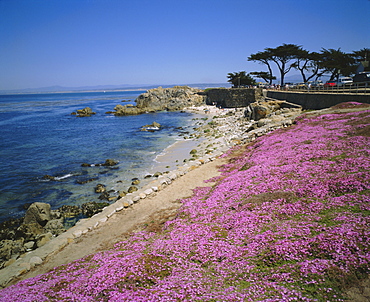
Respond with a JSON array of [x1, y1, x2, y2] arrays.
[[98, 192, 110, 201], [102, 159, 118, 166], [95, 184, 106, 193], [72, 107, 96, 117], [57, 205, 82, 218], [81, 159, 118, 167], [128, 186, 138, 193], [141, 121, 161, 131], [131, 178, 140, 185]]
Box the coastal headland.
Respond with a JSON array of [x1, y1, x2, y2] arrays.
[[0, 87, 369, 301]]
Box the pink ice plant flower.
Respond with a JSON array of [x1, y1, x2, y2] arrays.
[[0, 103, 369, 301]]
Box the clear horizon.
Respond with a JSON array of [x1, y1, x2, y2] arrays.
[[0, 0, 369, 90], [0, 82, 231, 94]]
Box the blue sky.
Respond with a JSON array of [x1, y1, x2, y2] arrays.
[[0, 0, 369, 90]]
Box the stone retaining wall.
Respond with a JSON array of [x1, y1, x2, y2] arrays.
[[206, 88, 370, 110], [205, 88, 264, 108], [266, 91, 370, 110]]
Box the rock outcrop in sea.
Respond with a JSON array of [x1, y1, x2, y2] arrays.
[[112, 86, 206, 115], [71, 107, 96, 117]]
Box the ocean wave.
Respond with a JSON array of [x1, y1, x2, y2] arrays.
[[52, 173, 74, 181]]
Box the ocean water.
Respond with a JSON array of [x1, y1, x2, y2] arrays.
[[0, 90, 203, 223]]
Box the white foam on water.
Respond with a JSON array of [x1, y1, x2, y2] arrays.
[[54, 173, 74, 180]]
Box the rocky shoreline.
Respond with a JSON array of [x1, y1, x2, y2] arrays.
[[0, 88, 303, 287], [111, 86, 206, 115]]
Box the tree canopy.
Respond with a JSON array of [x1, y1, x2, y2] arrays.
[[265, 44, 302, 86], [243, 44, 366, 85], [247, 51, 274, 84], [249, 71, 276, 84], [291, 50, 323, 83], [319, 48, 356, 80], [227, 71, 256, 88]]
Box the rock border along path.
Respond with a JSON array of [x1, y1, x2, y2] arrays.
[[0, 104, 302, 288]]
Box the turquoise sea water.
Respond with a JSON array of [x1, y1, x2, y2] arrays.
[[0, 90, 201, 223]]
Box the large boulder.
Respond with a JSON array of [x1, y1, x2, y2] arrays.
[[245, 104, 270, 120], [113, 86, 206, 116], [245, 100, 302, 121], [23, 202, 51, 227], [16, 202, 54, 242]]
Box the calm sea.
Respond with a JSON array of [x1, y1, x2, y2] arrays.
[[0, 90, 202, 223]]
